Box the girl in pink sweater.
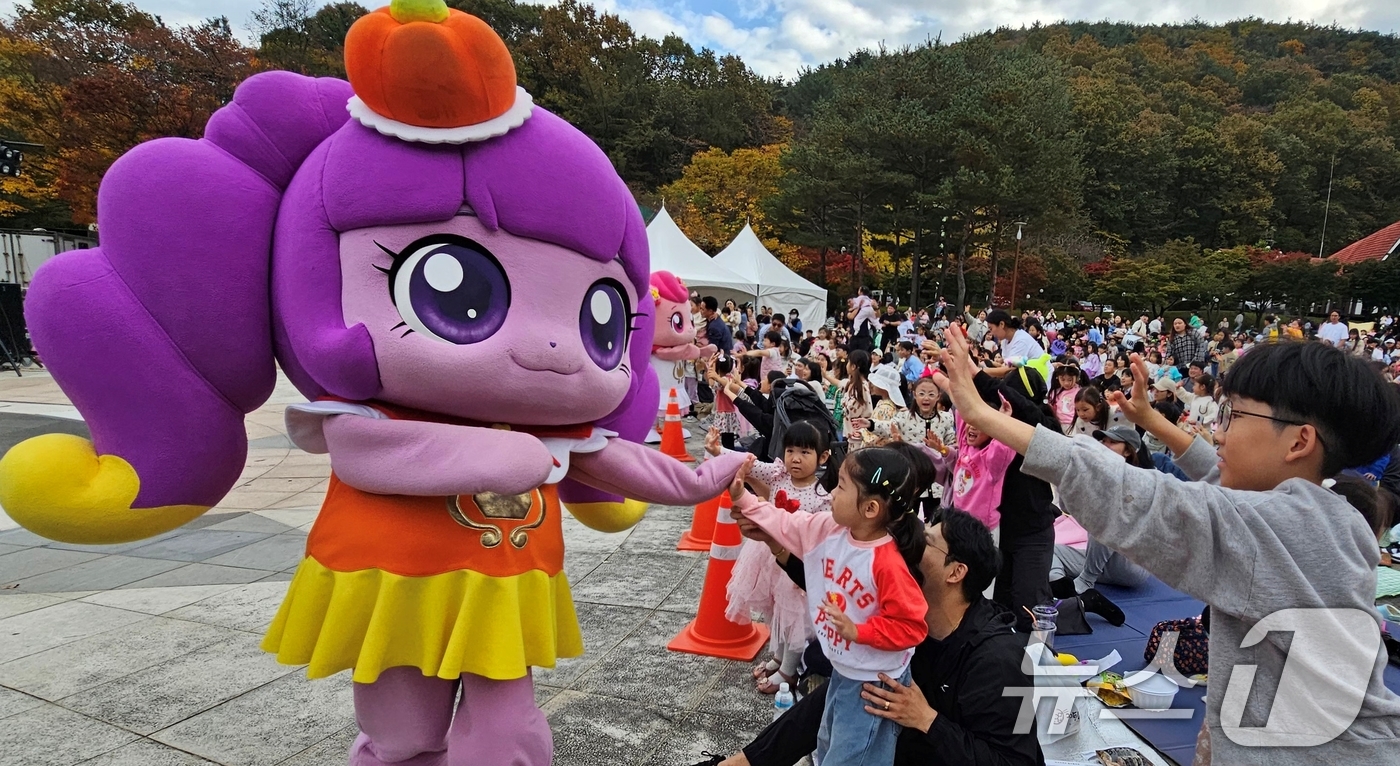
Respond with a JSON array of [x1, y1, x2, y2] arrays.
[[731, 448, 928, 766], [925, 410, 1018, 532]]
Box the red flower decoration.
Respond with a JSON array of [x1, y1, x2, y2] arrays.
[[774, 490, 801, 513]]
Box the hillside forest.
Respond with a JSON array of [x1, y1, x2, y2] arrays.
[[2, 0, 1400, 315]]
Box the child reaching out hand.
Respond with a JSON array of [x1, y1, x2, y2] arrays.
[[730, 447, 928, 766], [706, 421, 833, 693]]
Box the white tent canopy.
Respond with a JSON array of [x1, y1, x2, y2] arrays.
[[714, 222, 828, 334], [645, 206, 756, 313]]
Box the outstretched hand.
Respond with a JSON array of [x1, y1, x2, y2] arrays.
[[938, 325, 995, 429], [924, 429, 945, 453], [728, 453, 756, 503], [705, 426, 722, 456], [939, 325, 1037, 455], [1107, 353, 1152, 425]]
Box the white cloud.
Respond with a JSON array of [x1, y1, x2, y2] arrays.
[[0, 0, 1395, 77], [600, 0, 1400, 77]]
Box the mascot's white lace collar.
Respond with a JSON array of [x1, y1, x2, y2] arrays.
[[347, 87, 535, 145]]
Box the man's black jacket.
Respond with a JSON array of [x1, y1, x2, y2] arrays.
[[740, 597, 1045, 766]]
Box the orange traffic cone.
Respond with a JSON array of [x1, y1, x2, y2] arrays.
[[667, 492, 770, 660], [677, 494, 720, 551], [659, 387, 694, 463]]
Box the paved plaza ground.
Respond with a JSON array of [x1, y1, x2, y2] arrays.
[[0, 370, 1168, 766]]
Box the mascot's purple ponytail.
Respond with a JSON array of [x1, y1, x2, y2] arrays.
[[1, 70, 664, 541], [0, 3, 751, 763]]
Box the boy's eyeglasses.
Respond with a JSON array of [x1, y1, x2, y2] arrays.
[[1218, 401, 1308, 433]]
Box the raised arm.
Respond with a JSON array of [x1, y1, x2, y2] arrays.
[[567, 439, 747, 506], [322, 416, 554, 497], [936, 327, 1258, 609], [1107, 354, 1197, 458], [733, 489, 841, 558]]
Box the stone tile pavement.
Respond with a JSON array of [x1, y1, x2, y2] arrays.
[[0, 371, 770, 766], [0, 370, 1169, 766]]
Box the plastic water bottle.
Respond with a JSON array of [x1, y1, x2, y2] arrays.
[[773, 683, 794, 721]]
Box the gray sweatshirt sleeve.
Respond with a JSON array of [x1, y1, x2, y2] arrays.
[[1172, 434, 1219, 481], [1021, 425, 1257, 616]]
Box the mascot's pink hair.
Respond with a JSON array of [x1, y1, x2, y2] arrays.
[[649, 271, 688, 305]]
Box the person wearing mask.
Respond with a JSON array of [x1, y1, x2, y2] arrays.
[[788, 309, 803, 337], [694, 509, 1043, 766]]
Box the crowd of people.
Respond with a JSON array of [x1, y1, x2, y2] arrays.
[[678, 289, 1400, 766]]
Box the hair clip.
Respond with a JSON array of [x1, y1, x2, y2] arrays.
[[870, 466, 883, 485]]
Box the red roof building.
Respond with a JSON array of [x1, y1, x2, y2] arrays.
[[1330, 221, 1400, 264]]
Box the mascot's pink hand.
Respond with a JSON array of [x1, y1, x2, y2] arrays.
[[323, 416, 553, 497], [569, 441, 749, 506], [655, 343, 717, 362], [653, 345, 694, 362]]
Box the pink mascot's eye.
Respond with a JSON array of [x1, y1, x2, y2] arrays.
[[671, 312, 684, 333]]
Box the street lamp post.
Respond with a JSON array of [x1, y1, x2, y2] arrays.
[[1010, 222, 1027, 311]]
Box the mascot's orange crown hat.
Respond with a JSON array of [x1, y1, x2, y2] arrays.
[[344, 0, 534, 143]]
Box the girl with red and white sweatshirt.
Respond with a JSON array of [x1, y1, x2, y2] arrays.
[[730, 448, 928, 766]]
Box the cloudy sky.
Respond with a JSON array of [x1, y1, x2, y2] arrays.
[[4, 0, 1397, 77]]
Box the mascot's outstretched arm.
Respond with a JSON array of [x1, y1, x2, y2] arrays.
[[557, 361, 660, 533], [322, 417, 554, 497], [569, 441, 747, 506], [0, 72, 354, 544], [653, 343, 716, 362]]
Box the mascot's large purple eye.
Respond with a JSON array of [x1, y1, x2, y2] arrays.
[[580, 280, 628, 370], [391, 237, 509, 345], [670, 312, 685, 334]]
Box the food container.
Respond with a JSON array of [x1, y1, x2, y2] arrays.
[[1125, 672, 1179, 710]]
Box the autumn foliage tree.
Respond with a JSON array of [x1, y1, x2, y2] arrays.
[[0, 0, 255, 226], [657, 141, 790, 255]]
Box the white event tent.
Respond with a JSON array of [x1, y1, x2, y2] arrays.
[[714, 222, 828, 333], [645, 206, 755, 312]]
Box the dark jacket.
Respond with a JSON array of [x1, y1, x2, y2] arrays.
[[973, 370, 1058, 539], [741, 597, 1044, 766]]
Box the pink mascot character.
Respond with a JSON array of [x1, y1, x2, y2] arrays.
[[649, 270, 715, 436], [0, 2, 748, 765]]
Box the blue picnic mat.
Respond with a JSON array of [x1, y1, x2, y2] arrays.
[[1050, 575, 1400, 766]]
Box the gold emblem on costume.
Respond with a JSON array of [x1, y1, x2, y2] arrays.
[[446, 489, 547, 549]]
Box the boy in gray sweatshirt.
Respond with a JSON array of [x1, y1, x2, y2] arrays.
[[938, 332, 1400, 765]]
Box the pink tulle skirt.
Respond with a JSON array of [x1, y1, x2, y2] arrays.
[[725, 538, 813, 653]]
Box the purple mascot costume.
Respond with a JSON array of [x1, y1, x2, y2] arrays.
[[0, 2, 748, 764]]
